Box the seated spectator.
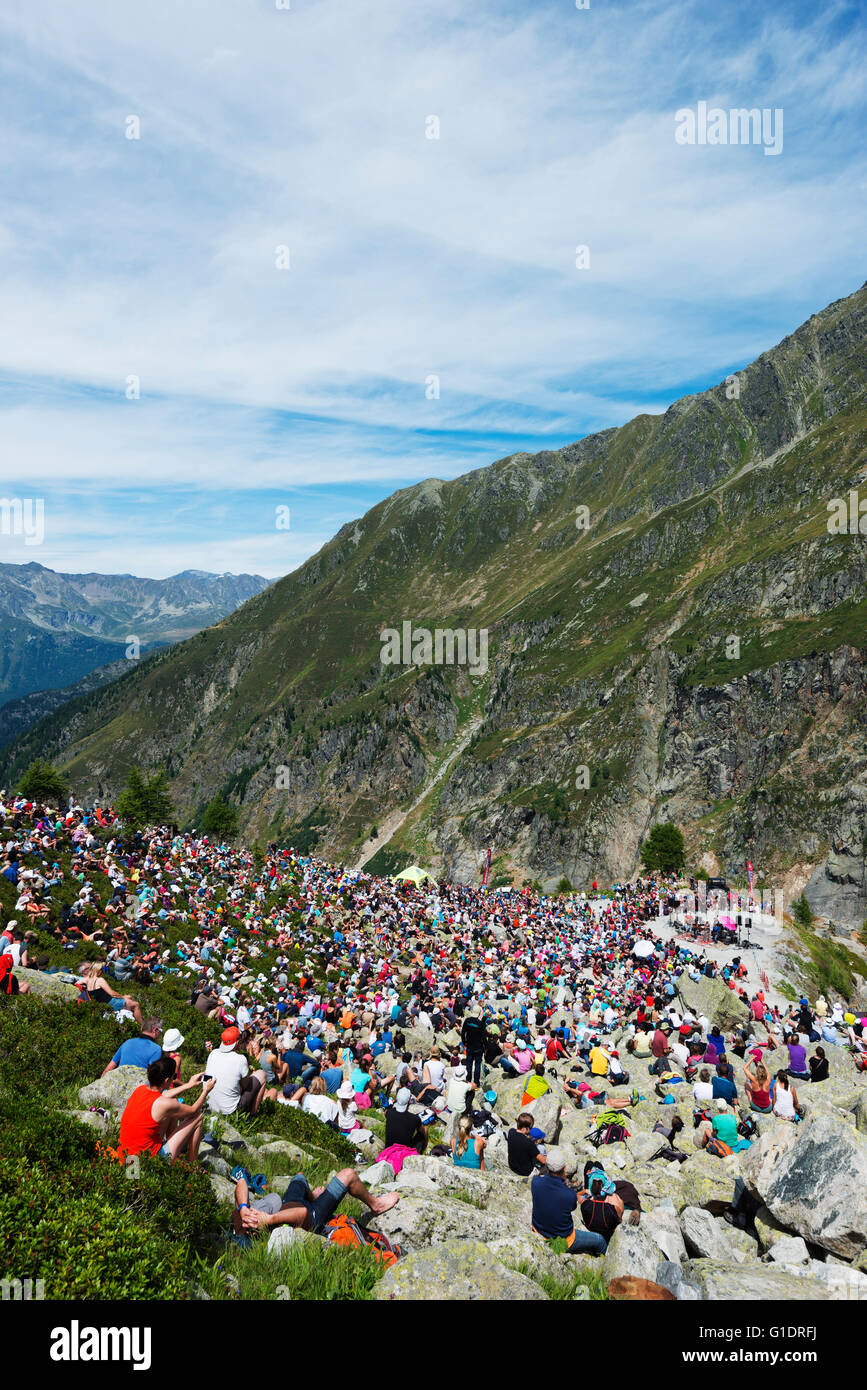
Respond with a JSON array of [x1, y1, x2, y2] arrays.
[[451, 1113, 486, 1170], [118, 1056, 214, 1163], [809, 1047, 829, 1082], [446, 1064, 475, 1116], [77, 962, 142, 1025], [507, 1111, 547, 1176], [530, 1148, 606, 1255], [301, 1076, 339, 1127], [204, 1026, 268, 1117], [384, 1087, 428, 1153], [711, 1061, 738, 1105], [521, 1062, 550, 1106], [101, 1017, 163, 1075], [743, 1059, 772, 1112], [0, 944, 29, 995]]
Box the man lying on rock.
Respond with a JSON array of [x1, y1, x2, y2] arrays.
[[231, 1168, 400, 1243]]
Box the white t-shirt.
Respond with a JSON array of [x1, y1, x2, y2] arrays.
[[204, 1048, 249, 1114], [303, 1094, 339, 1125], [693, 1081, 713, 1103], [447, 1078, 473, 1113], [338, 1100, 358, 1133], [425, 1058, 446, 1092]]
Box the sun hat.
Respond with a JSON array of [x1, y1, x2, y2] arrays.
[[453, 1064, 467, 1080], [394, 1087, 412, 1112], [545, 1146, 566, 1172], [162, 1028, 185, 1051], [337, 1080, 355, 1099]]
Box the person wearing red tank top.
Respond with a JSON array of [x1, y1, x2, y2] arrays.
[[119, 1055, 215, 1162]]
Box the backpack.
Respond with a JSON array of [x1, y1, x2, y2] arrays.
[[589, 1120, 630, 1147], [737, 1114, 758, 1139], [322, 1213, 402, 1267], [705, 1136, 733, 1157]]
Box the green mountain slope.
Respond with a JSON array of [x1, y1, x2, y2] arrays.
[[4, 283, 867, 922]]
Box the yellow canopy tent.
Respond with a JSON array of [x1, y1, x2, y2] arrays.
[[392, 865, 437, 887]]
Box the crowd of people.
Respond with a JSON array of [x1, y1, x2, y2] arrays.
[[2, 787, 866, 1258]]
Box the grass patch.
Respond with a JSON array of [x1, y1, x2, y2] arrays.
[[195, 1228, 388, 1301], [511, 1257, 609, 1300]]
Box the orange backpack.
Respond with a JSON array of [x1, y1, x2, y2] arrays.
[[322, 1213, 402, 1267], [705, 1137, 733, 1157]]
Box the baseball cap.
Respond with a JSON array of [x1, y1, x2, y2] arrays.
[[220, 1026, 240, 1050], [394, 1087, 412, 1112]]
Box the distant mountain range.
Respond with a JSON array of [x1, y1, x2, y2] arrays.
[[4, 284, 867, 928], [0, 565, 271, 740]]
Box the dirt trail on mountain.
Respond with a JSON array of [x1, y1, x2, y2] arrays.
[[352, 716, 483, 871]]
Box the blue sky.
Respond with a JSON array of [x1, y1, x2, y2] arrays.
[[0, 0, 864, 578]]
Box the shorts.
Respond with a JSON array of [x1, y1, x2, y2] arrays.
[[109, 997, 126, 1012], [237, 1076, 263, 1114], [277, 1173, 349, 1232]]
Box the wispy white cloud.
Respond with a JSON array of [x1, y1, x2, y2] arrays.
[[0, 0, 864, 574]]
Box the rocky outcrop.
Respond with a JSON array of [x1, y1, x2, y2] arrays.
[[77, 1066, 149, 1111], [741, 1114, 867, 1259], [372, 1240, 550, 1300], [675, 975, 751, 1033]]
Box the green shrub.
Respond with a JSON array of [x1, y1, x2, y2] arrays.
[[0, 995, 137, 1100], [0, 1154, 192, 1299]]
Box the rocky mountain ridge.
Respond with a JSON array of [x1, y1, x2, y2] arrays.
[[3, 283, 866, 925]]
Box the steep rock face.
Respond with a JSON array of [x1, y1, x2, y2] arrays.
[[4, 284, 867, 919]]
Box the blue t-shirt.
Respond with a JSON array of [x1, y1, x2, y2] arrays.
[[111, 1037, 163, 1069], [322, 1066, 344, 1094], [531, 1173, 578, 1240], [283, 1049, 308, 1077], [307, 1035, 324, 1053], [712, 1075, 738, 1104]]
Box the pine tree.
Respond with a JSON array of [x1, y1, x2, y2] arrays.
[[17, 758, 68, 805], [640, 822, 686, 874]]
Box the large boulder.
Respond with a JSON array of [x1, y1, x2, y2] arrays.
[[676, 1152, 740, 1212], [741, 1113, 867, 1259], [208, 1174, 237, 1206], [675, 975, 750, 1032], [486, 1232, 567, 1282], [641, 1206, 687, 1264], [367, 1195, 507, 1252], [768, 1236, 810, 1266], [682, 1259, 832, 1301], [14, 967, 80, 1001], [680, 1207, 745, 1263], [77, 1066, 149, 1112], [525, 1091, 563, 1142], [372, 1240, 549, 1300], [601, 1224, 665, 1284]]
